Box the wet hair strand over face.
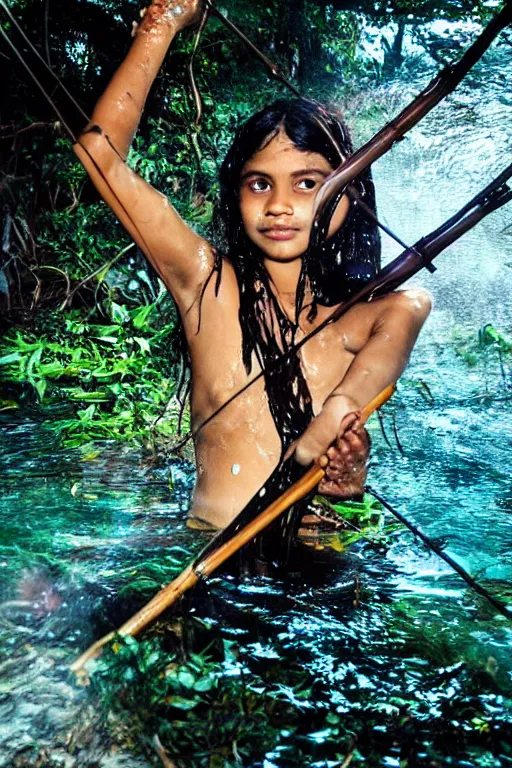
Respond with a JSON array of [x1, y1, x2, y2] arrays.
[[214, 98, 381, 449]]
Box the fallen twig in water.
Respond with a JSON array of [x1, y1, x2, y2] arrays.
[[367, 487, 512, 621]]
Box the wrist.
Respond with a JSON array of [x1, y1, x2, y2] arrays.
[[324, 392, 360, 418]]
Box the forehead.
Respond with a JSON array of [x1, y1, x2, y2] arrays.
[[242, 128, 333, 175]]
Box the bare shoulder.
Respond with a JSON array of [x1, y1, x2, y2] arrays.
[[336, 288, 433, 354]]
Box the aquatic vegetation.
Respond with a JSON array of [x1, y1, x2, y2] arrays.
[[2, 399, 512, 766], [1, 1, 512, 766], [312, 492, 401, 549], [453, 324, 511, 374], [91, 632, 290, 765], [87, 605, 512, 768]]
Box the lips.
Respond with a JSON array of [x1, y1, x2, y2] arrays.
[[260, 227, 299, 241]]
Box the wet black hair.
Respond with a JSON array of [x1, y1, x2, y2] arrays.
[[217, 98, 380, 306], [211, 98, 381, 454]]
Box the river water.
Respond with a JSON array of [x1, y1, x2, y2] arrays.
[[1, 27, 512, 768]]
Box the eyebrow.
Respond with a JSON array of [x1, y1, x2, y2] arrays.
[[240, 167, 330, 182]]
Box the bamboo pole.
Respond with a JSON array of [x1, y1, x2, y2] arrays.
[[70, 385, 394, 674]]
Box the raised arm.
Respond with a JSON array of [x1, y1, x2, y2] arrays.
[[73, 0, 212, 309]]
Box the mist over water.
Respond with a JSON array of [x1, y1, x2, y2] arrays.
[[363, 58, 512, 596], [374, 62, 512, 330]]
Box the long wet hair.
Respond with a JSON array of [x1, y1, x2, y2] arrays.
[[210, 98, 381, 455]]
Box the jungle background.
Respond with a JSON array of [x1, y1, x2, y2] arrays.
[[1, 1, 512, 767], [1, 0, 510, 448]]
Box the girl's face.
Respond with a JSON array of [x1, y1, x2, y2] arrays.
[[239, 128, 349, 263]]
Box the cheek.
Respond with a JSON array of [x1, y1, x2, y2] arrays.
[[240, 196, 262, 232], [295, 197, 316, 226]]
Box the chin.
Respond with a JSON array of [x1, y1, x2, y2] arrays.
[[255, 239, 308, 263]]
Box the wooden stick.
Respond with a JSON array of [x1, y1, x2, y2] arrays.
[[367, 487, 512, 621], [70, 385, 394, 674]]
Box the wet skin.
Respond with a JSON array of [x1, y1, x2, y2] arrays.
[[73, 0, 432, 529]]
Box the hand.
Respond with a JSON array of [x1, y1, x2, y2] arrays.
[[317, 413, 370, 499], [292, 394, 360, 467], [137, 0, 205, 35]]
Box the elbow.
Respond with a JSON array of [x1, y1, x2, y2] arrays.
[[73, 128, 120, 175]]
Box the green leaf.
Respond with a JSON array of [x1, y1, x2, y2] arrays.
[[131, 304, 154, 330], [26, 347, 43, 376], [134, 337, 151, 354], [166, 695, 200, 710], [110, 302, 130, 324], [0, 352, 21, 365], [193, 676, 216, 693], [34, 379, 47, 402], [177, 670, 196, 689]]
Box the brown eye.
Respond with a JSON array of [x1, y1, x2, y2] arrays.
[[249, 179, 270, 192], [297, 178, 318, 190]]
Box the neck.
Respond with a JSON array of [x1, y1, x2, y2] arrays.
[[262, 257, 307, 318]]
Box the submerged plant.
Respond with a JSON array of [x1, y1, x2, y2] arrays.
[[453, 324, 512, 394], [85, 599, 512, 768], [310, 492, 400, 550]]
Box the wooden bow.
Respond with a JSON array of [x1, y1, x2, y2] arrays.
[[70, 384, 394, 674]]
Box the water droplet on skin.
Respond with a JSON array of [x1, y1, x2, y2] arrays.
[[197, 244, 210, 271], [231, 463, 241, 476]]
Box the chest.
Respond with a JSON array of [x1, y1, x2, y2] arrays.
[[296, 322, 357, 413], [185, 265, 373, 421], [192, 308, 365, 421]]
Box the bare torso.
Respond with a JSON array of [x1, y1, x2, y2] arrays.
[[184, 258, 381, 529], [73, 3, 431, 530]]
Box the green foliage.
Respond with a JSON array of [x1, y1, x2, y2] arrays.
[[0, 302, 187, 447], [92, 633, 291, 764], [453, 324, 511, 368], [89, 609, 512, 767], [312, 492, 401, 549]]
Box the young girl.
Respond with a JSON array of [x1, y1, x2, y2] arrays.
[[74, 0, 431, 531]]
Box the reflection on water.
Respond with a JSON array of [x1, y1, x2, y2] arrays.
[[1, 335, 511, 766]]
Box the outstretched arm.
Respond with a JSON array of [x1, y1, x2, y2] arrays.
[[73, 1, 211, 311]]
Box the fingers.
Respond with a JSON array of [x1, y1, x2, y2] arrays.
[[294, 408, 366, 467], [337, 410, 360, 437], [318, 477, 363, 498], [318, 419, 371, 500]]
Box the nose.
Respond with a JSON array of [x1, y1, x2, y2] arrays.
[[265, 185, 293, 217]]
